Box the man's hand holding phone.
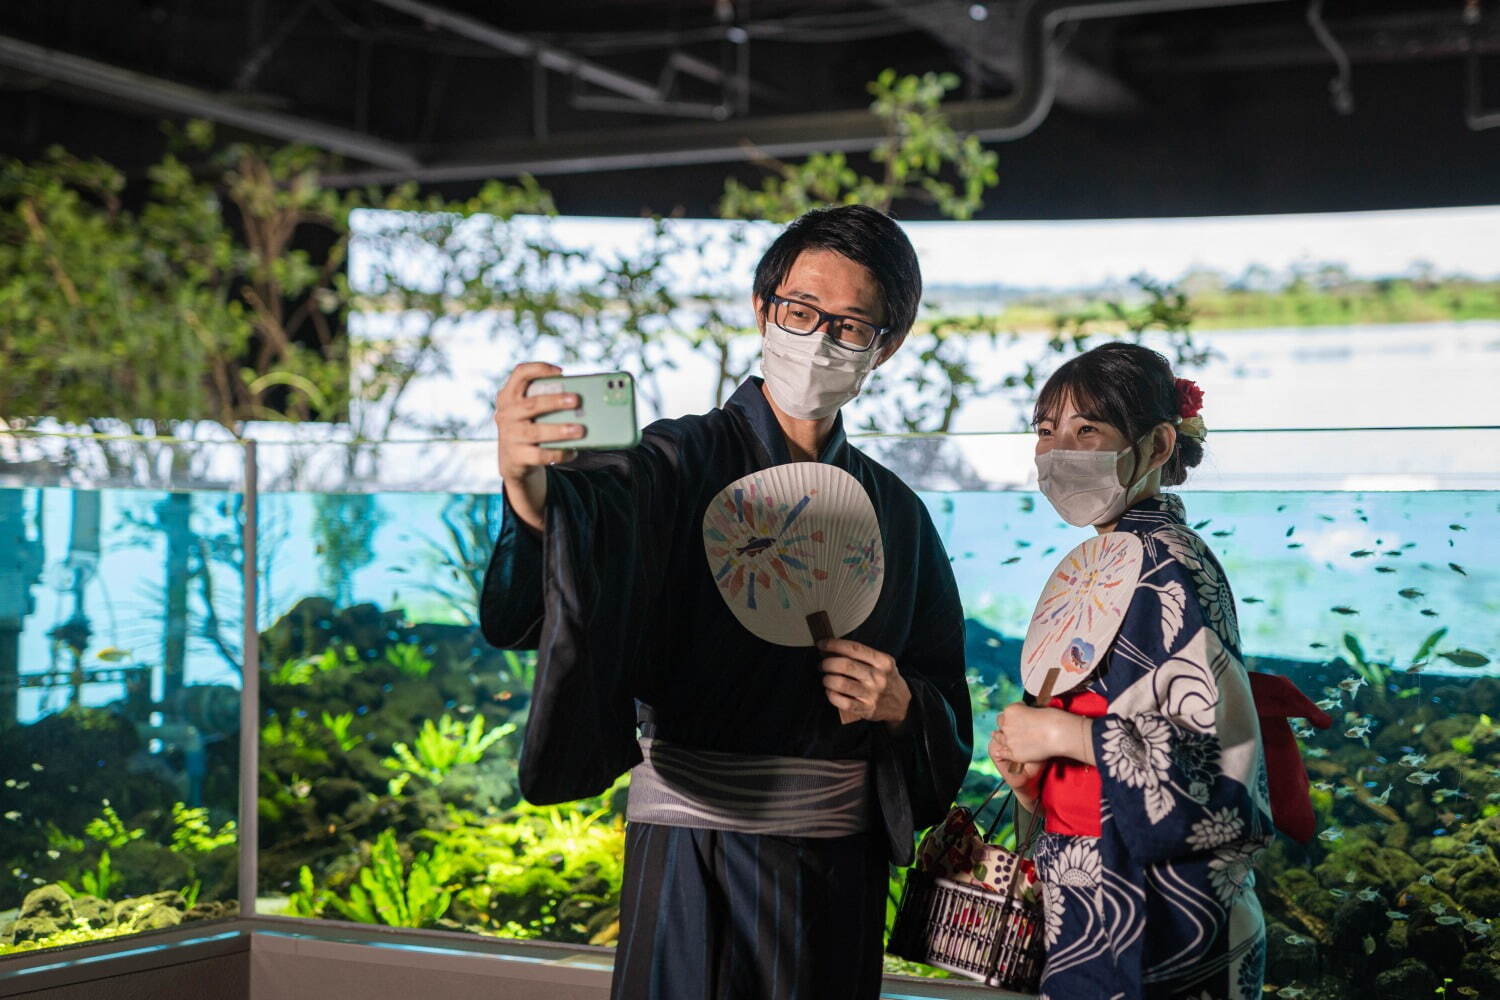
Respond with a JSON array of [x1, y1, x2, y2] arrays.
[[494, 363, 584, 534]]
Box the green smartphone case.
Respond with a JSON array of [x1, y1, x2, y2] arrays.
[[526, 372, 641, 450]]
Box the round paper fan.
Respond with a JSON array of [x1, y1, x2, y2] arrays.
[[1020, 532, 1144, 696], [702, 462, 885, 647]]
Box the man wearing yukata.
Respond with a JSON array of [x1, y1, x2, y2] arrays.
[[479, 205, 973, 1000]]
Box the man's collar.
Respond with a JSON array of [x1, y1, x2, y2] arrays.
[[724, 377, 848, 465]]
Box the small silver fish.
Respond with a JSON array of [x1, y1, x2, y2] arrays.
[[1437, 915, 1465, 926], [1319, 827, 1345, 842], [1430, 902, 1448, 915], [1329, 888, 1351, 899], [1400, 753, 1429, 768], [1315, 697, 1341, 712], [1345, 720, 1375, 739], [1277, 988, 1309, 1000], [1465, 920, 1491, 936], [1284, 933, 1314, 946], [1356, 889, 1382, 902], [1407, 770, 1440, 785], [1336, 785, 1356, 799], [1386, 910, 1409, 921], [1372, 784, 1393, 806], [1339, 677, 1366, 696], [1419, 873, 1436, 886], [2, 811, 19, 821], [1313, 781, 1336, 792], [1465, 842, 1488, 856]]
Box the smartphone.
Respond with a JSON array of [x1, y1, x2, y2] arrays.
[[525, 371, 641, 450]]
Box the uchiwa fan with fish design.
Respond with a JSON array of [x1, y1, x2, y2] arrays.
[[702, 462, 885, 647]]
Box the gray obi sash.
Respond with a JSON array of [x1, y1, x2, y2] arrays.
[[625, 738, 871, 838]]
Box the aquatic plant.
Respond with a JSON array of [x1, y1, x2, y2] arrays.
[[168, 804, 235, 856], [58, 850, 119, 900], [382, 642, 435, 680], [319, 711, 362, 752], [268, 644, 363, 686], [83, 803, 144, 849], [383, 714, 514, 787], [418, 793, 627, 944], [324, 829, 456, 929], [282, 865, 328, 919]]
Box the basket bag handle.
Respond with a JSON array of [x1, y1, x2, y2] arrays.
[[986, 665, 1059, 901]]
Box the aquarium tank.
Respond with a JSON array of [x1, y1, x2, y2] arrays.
[[1, 425, 1497, 1000]]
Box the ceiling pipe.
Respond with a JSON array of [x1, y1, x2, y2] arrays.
[[323, 0, 1296, 186], [0, 33, 419, 170], [365, 0, 665, 105]]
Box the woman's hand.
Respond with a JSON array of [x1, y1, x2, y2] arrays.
[[991, 702, 1095, 767]]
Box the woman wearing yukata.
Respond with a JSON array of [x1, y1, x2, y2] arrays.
[[988, 342, 1276, 1000]]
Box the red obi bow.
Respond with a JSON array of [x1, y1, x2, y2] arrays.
[[1038, 672, 1331, 844]]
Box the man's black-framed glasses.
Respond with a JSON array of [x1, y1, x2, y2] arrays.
[[765, 293, 889, 353]]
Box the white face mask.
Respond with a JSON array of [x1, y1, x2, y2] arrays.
[[1035, 437, 1154, 527], [760, 322, 880, 421]]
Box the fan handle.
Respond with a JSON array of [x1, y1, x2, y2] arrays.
[[808, 611, 861, 726]]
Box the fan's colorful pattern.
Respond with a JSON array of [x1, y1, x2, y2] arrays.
[[1023, 533, 1141, 684], [843, 536, 883, 590], [705, 477, 832, 611]]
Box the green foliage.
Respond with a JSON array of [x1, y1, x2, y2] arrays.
[[718, 70, 997, 223], [169, 803, 236, 855], [0, 126, 556, 438], [58, 849, 120, 900], [268, 644, 360, 686], [83, 803, 144, 848], [324, 829, 456, 928], [382, 643, 434, 680], [1047, 276, 1209, 375], [320, 710, 363, 752], [424, 790, 628, 943], [283, 864, 328, 918], [382, 714, 514, 786]]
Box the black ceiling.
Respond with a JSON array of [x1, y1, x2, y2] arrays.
[[3, 0, 1499, 219]]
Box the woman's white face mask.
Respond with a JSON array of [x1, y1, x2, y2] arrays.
[[760, 322, 881, 421], [1035, 434, 1155, 527]]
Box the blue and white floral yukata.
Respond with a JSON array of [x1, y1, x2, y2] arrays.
[[1032, 494, 1275, 1000]]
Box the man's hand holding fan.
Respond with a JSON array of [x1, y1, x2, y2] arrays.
[[703, 462, 907, 728]]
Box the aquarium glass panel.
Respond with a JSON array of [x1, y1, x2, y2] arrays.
[[0, 433, 247, 958], [251, 430, 1500, 997]]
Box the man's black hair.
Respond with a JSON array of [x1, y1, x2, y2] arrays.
[[752, 204, 922, 339], [1033, 342, 1205, 487]]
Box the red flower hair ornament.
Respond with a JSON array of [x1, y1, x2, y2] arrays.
[[1174, 378, 1207, 440]]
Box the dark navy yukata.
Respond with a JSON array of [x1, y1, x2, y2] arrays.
[[479, 377, 973, 1000]]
